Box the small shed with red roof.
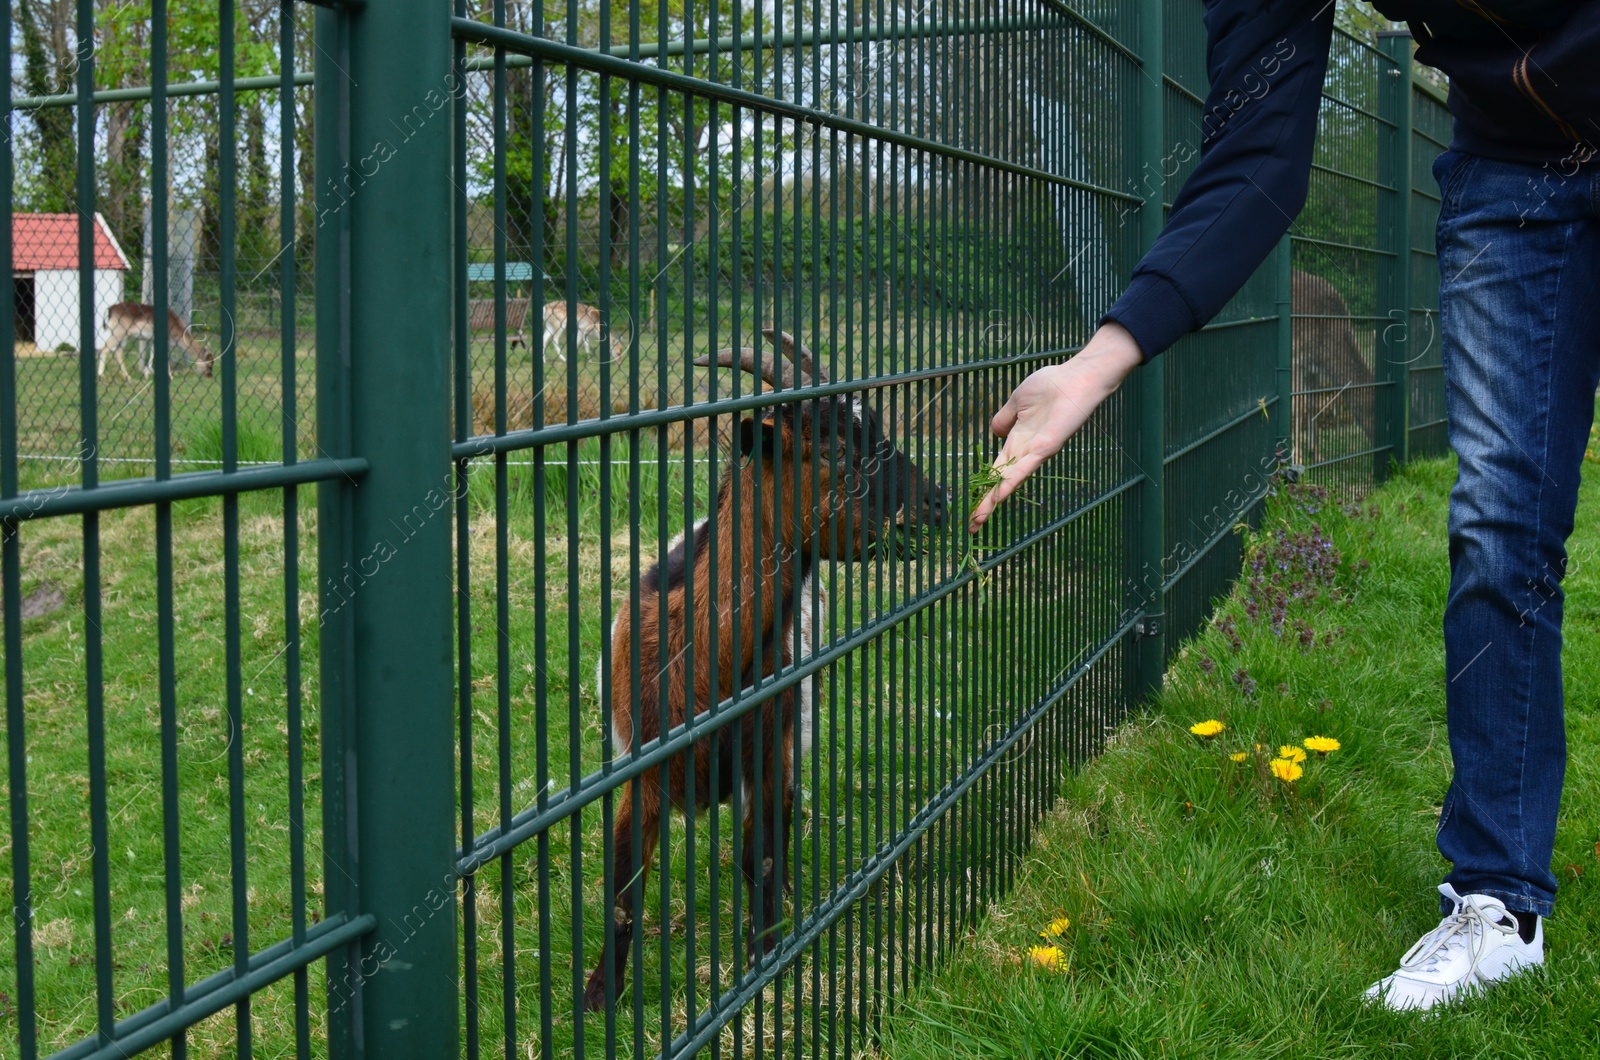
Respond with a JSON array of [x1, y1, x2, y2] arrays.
[[12, 212, 131, 353]]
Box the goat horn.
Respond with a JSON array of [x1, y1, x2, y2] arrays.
[[759, 328, 827, 384], [694, 347, 806, 389]]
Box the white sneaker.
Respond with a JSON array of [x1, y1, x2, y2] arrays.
[[1364, 884, 1544, 1012]]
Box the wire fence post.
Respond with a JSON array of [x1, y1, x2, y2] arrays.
[[315, 1, 460, 1055], [1377, 30, 1415, 477], [1135, 0, 1167, 690]]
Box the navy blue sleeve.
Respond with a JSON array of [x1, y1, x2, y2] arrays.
[[1102, 0, 1335, 360]]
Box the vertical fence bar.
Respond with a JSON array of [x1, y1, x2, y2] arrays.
[[1, 517, 29, 1060], [1134, 0, 1166, 685], [314, 6, 358, 1052], [1377, 30, 1414, 474], [277, 3, 311, 1055], [149, 5, 190, 1058], [0, 0, 32, 1053], [1275, 235, 1294, 468], [0, 0, 11, 507], [486, 12, 518, 1059], [315, 1, 460, 1055], [450, 4, 479, 1060], [74, 0, 97, 494], [71, 0, 117, 1047], [217, 5, 257, 1053]]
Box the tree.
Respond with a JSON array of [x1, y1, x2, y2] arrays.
[[16, 0, 79, 213], [96, 0, 152, 280]]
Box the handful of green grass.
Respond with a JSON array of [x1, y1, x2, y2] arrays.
[[895, 456, 1092, 604], [892, 459, 1016, 596], [959, 458, 1016, 588], [966, 458, 1015, 517]]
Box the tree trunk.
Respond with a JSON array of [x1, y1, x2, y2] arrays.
[[504, 62, 537, 265], [17, 0, 78, 212], [242, 90, 273, 268], [102, 101, 147, 284], [201, 98, 223, 268], [99, 4, 149, 289]]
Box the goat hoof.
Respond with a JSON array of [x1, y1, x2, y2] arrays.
[[747, 929, 781, 965], [580, 976, 609, 1013]]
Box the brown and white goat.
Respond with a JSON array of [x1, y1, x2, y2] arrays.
[[581, 331, 949, 1013], [1290, 270, 1372, 466], [97, 302, 213, 380]]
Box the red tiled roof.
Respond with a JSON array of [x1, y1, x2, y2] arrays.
[[13, 213, 130, 271]]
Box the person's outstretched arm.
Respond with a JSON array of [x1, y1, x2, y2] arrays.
[[968, 0, 1336, 533]]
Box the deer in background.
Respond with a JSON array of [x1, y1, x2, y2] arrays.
[[581, 330, 950, 1013], [540, 299, 603, 360], [97, 302, 213, 380], [1291, 270, 1373, 466], [534, 291, 652, 365]]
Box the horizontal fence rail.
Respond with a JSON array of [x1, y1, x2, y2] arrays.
[[2, 3, 1446, 1058]]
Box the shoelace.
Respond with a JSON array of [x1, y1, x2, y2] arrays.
[[1398, 901, 1515, 980]]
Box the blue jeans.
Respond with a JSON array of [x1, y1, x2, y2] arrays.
[[1433, 147, 1600, 918]]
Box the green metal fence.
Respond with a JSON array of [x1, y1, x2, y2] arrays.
[[2, 3, 1446, 1058], [1402, 54, 1451, 462], [1282, 28, 1450, 497]]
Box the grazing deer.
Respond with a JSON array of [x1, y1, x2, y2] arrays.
[[1291, 270, 1373, 466], [97, 303, 213, 380], [540, 301, 608, 363], [537, 291, 656, 365], [581, 330, 950, 1013]]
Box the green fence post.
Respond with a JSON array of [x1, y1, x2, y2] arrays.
[[315, 1, 460, 1056], [1135, 0, 1167, 690], [1377, 30, 1414, 475], [1275, 235, 1295, 471]]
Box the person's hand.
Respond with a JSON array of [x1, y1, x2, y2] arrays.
[[967, 322, 1144, 533]]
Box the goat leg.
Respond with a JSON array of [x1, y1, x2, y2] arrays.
[[742, 724, 787, 965], [741, 821, 785, 964], [582, 778, 659, 1012], [782, 711, 801, 897]]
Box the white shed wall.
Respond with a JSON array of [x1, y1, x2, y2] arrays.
[[33, 269, 127, 352]]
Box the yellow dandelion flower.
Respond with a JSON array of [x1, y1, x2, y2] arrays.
[[1229, 751, 1248, 763], [1028, 945, 1065, 971], [1040, 916, 1071, 939], [1270, 757, 1304, 783], [1277, 745, 1307, 764], [1303, 735, 1341, 755], [1189, 719, 1225, 738]]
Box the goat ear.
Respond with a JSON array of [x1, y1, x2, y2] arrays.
[[737, 417, 782, 461]]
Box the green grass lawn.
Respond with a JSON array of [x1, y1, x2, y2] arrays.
[[877, 455, 1600, 1059]]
